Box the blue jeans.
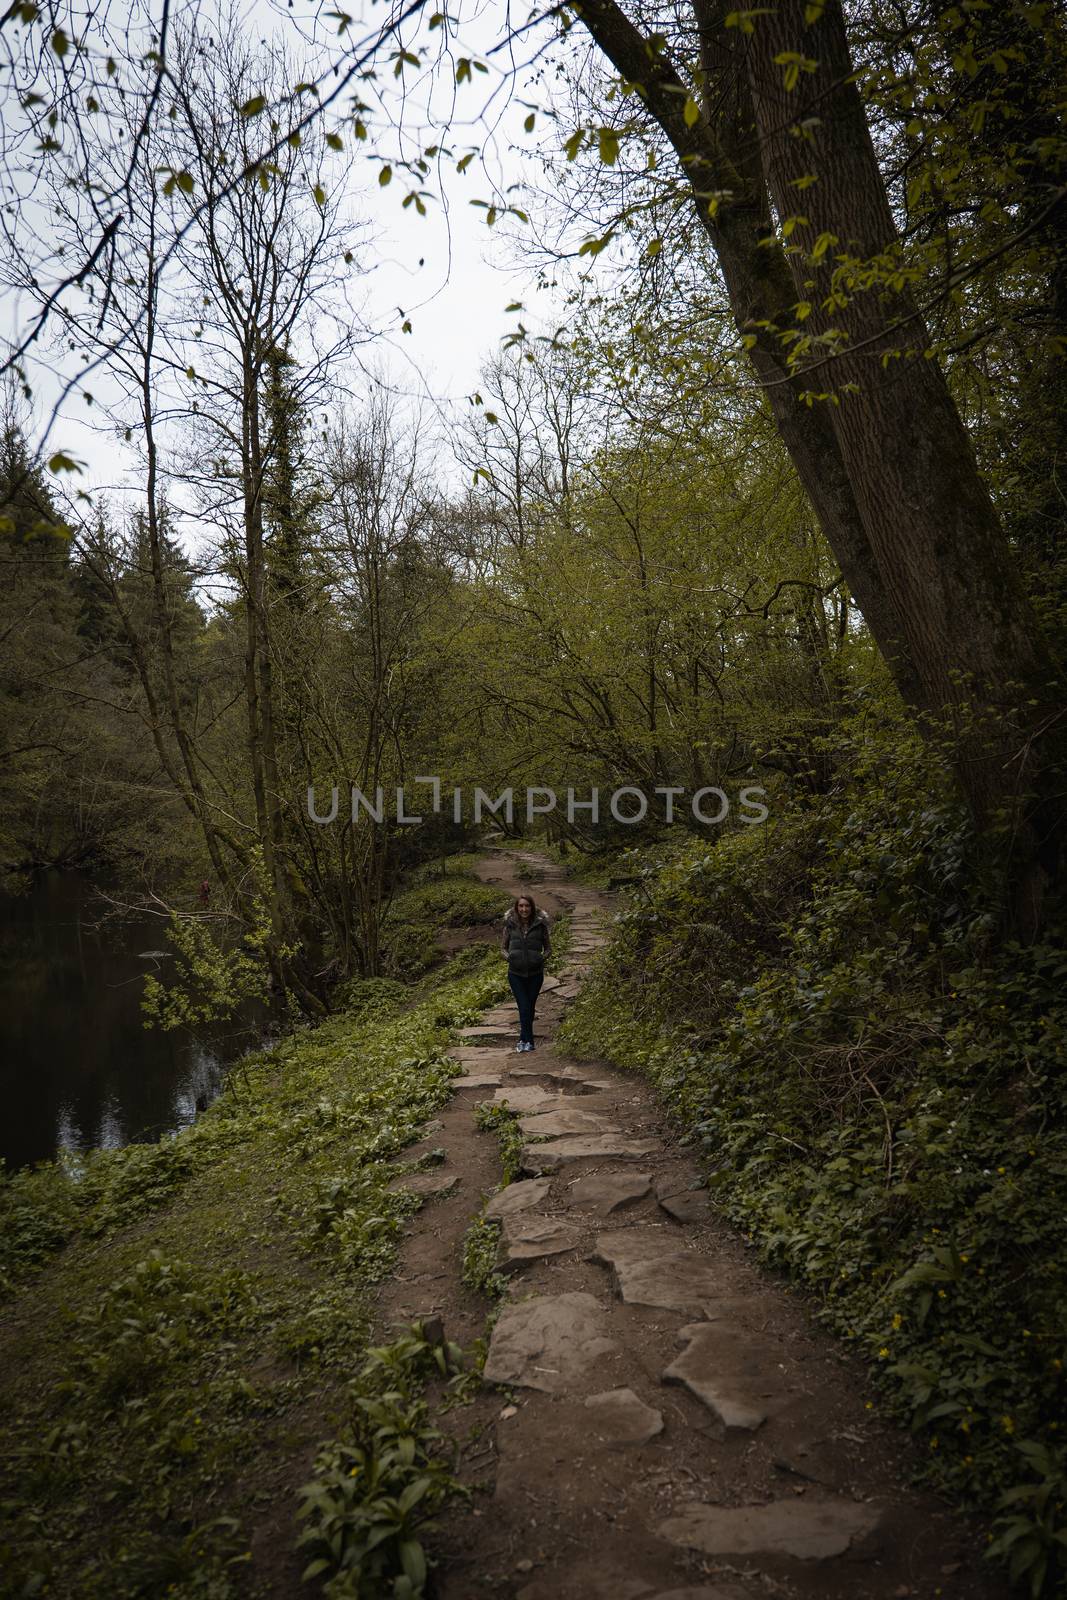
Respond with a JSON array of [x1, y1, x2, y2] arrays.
[[508, 970, 544, 1044]]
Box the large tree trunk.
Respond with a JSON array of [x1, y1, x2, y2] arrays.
[[575, 0, 921, 697], [737, 0, 1062, 920], [573, 0, 1065, 926]]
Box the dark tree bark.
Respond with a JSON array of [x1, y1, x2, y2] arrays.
[[573, 0, 1065, 927], [574, 0, 921, 700]]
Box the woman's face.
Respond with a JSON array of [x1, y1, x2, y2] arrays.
[[516, 897, 534, 920]]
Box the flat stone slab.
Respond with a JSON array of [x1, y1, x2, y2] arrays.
[[593, 1229, 683, 1268], [566, 1172, 652, 1214], [511, 1068, 616, 1091], [519, 1107, 615, 1137], [500, 1215, 580, 1267], [452, 1047, 515, 1068], [483, 1292, 619, 1392], [651, 1590, 752, 1600], [593, 1231, 722, 1315], [663, 1322, 791, 1431], [454, 1071, 503, 1089], [485, 1178, 553, 1220], [614, 1257, 723, 1315], [583, 1387, 663, 1447], [492, 1087, 562, 1113], [459, 1024, 517, 1041], [657, 1181, 711, 1223], [387, 1170, 458, 1200], [523, 1137, 661, 1174], [658, 1498, 882, 1560]]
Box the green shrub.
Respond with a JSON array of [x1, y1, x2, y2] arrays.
[[382, 920, 441, 981], [389, 877, 502, 930], [69, 1249, 255, 1404], [0, 1158, 81, 1294], [334, 975, 408, 1020], [82, 1136, 195, 1234]]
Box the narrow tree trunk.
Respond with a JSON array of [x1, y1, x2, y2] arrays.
[[141, 216, 248, 899]]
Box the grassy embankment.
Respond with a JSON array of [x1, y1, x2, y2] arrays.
[[0, 860, 507, 1600], [557, 733, 1067, 1598]]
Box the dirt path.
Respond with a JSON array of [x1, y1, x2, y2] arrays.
[[382, 850, 1009, 1600]]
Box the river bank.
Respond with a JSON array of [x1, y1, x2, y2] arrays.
[[0, 871, 261, 1171], [0, 855, 517, 1598]]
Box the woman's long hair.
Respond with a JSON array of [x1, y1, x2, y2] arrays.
[[510, 893, 538, 922]]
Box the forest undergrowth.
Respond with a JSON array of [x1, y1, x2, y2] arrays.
[[560, 730, 1067, 1597]]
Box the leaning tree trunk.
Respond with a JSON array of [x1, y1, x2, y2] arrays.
[[573, 0, 1065, 928], [575, 0, 924, 707], [738, 0, 1062, 922]]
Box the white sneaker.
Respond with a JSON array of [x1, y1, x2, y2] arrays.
[[515, 1042, 525, 1053]]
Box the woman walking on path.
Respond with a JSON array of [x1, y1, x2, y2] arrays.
[[501, 894, 551, 1052]]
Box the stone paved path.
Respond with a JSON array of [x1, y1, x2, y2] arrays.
[[389, 850, 1008, 1600]]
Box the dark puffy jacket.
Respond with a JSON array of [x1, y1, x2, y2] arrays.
[[501, 910, 551, 975]]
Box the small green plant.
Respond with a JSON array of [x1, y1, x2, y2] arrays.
[[473, 1100, 524, 1185], [987, 1440, 1067, 1598], [296, 1325, 470, 1598], [460, 1213, 506, 1300]]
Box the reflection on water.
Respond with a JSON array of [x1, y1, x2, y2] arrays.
[[0, 871, 262, 1171]]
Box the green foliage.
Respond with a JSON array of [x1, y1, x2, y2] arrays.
[[0, 948, 506, 1598], [391, 877, 502, 927], [473, 1099, 525, 1185], [67, 1249, 255, 1404], [0, 1138, 195, 1295], [296, 1325, 470, 1598], [0, 1157, 82, 1294], [461, 1101, 528, 1301], [382, 920, 444, 982], [334, 975, 408, 1020], [141, 854, 280, 1030], [561, 735, 1067, 1594], [378, 870, 503, 983], [460, 1213, 506, 1300], [82, 1136, 196, 1234], [307, 1168, 420, 1276], [407, 852, 485, 883]]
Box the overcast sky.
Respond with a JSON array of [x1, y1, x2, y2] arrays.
[[2, 0, 578, 501]]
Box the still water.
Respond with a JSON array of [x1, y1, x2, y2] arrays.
[[0, 872, 261, 1171]]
